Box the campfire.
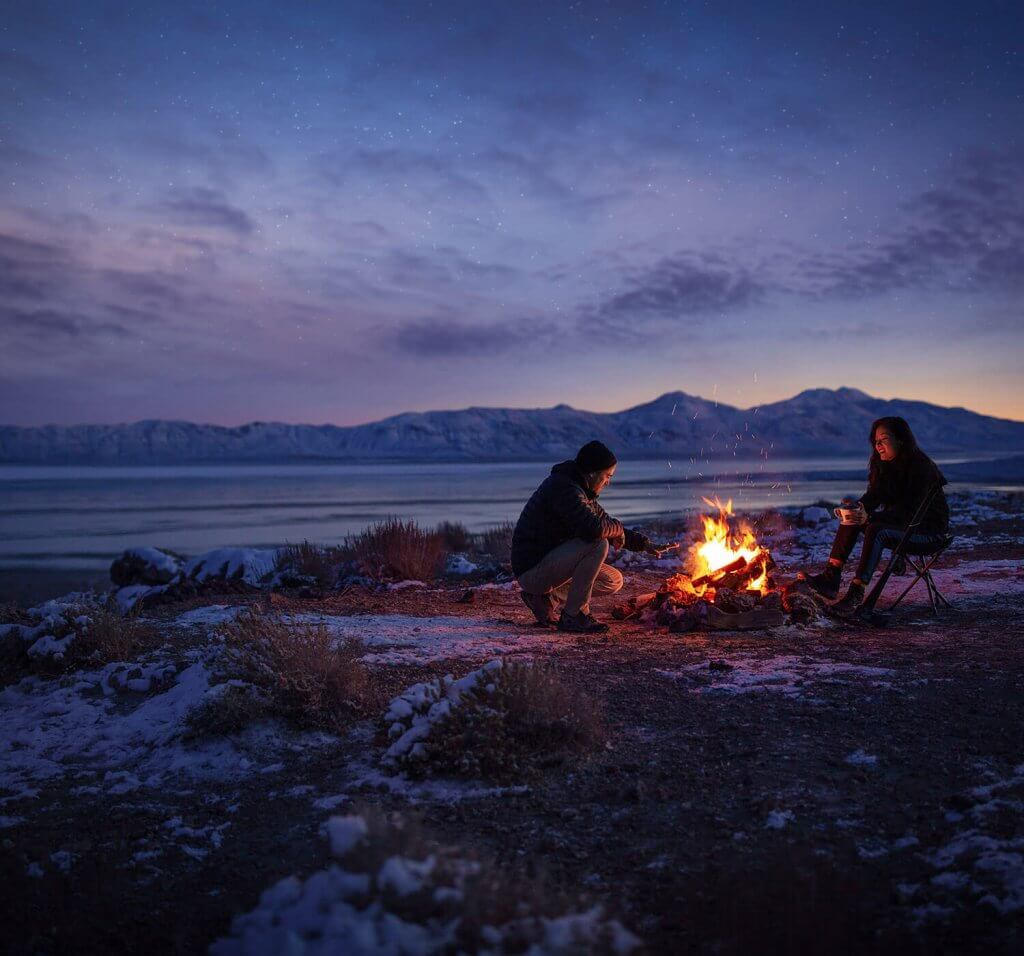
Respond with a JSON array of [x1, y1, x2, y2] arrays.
[[616, 498, 794, 631]]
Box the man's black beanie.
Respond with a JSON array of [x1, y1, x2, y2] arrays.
[[575, 440, 617, 472]]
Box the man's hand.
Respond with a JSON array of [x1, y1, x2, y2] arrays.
[[609, 531, 626, 549], [623, 529, 653, 553]]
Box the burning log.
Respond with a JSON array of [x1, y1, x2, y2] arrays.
[[610, 497, 793, 632], [690, 555, 747, 588], [611, 591, 658, 621]]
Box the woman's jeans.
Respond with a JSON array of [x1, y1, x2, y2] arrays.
[[829, 521, 945, 584]]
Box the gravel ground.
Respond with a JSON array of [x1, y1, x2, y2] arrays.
[[2, 498, 1022, 954]]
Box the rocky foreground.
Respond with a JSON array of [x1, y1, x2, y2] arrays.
[[1, 491, 1023, 954]]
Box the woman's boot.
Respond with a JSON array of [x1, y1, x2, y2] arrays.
[[801, 563, 842, 600], [832, 581, 866, 617]]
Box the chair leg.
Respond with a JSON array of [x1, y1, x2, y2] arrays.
[[925, 571, 953, 609], [886, 551, 952, 614], [917, 552, 951, 613], [889, 572, 923, 610]]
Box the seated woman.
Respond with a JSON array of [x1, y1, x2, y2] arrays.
[[803, 416, 949, 615]]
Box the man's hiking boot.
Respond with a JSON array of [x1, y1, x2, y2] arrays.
[[557, 610, 609, 634], [799, 565, 841, 601], [832, 581, 866, 618], [519, 590, 557, 626]]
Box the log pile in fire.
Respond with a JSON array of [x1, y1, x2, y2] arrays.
[[615, 498, 821, 631]]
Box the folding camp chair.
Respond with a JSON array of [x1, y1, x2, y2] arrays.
[[857, 485, 953, 625], [885, 532, 954, 613]]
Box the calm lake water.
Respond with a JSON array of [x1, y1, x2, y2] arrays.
[[0, 457, 993, 572]]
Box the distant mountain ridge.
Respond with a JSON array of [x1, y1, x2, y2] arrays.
[[2, 388, 1023, 464]]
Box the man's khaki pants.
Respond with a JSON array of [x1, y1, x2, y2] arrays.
[[517, 538, 624, 616]]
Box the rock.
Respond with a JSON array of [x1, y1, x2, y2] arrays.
[[714, 587, 758, 613], [799, 506, 831, 526], [782, 581, 827, 622], [110, 547, 184, 586], [761, 591, 783, 611], [184, 548, 281, 586]]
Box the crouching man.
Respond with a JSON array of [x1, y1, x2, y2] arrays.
[[511, 440, 653, 634]]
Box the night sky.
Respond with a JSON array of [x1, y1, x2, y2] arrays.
[[2, 1, 1022, 426]]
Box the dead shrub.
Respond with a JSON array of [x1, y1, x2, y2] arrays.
[[183, 683, 269, 739], [477, 521, 514, 563], [0, 601, 23, 625], [278, 540, 351, 587], [211, 609, 375, 733], [350, 517, 446, 582], [435, 520, 472, 552], [75, 606, 158, 664], [1, 603, 157, 679], [386, 660, 607, 782], [0, 628, 30, 686]]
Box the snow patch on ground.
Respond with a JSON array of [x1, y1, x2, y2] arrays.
[[910, 762, 1024, 921], [185, 548, 281, 586], [171, 604, 244, 630], [0, 650, 332, 805], [658, 655, 896, 698], [211, 813, 641, 956], [765, 809, 794, 829], [293, 613, 567, 665], [383, 660, 503, 768]]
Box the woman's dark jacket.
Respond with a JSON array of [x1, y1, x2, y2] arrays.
[[511, 461, 642, 576], [859, 450, 949, 534]]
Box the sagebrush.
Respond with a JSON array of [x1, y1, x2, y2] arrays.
[[76, 606, 158, 663], [477, 521, 514, 563], [435, 521, 472, 552], [386, 660, 607, 781], [350, 517, 446, 581], [278, 540, 351, 587], [204, 609, 375, 733]]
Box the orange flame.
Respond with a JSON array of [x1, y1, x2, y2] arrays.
[[687, 497, 769, 596]]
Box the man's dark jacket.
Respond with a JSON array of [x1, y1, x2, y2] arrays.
[[511, 460, 645, 576], [860, 450, 949, 534]]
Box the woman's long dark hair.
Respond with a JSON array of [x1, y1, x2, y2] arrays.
[[867, 415, 924, 486]]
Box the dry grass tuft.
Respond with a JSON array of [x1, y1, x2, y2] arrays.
[[278, 540, 352, 587], [210, 608, 376, 733], [75, 607, 159, 664], [0, 629, 30, 686], [350, 517, 446, 582], [183, 683, 269, 739], [435, 520, 472, 552], [0, 601, 24, 625], [477, 521, 514, 563], [2, 604, 158, 681]]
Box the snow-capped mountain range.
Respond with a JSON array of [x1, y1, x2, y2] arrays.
[[2, 388, 1023, 464]]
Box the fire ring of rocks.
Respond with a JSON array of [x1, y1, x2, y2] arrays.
[[614, 498, 825, 632]]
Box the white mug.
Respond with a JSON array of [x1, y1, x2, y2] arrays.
[[834, 500, 864, 525]]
